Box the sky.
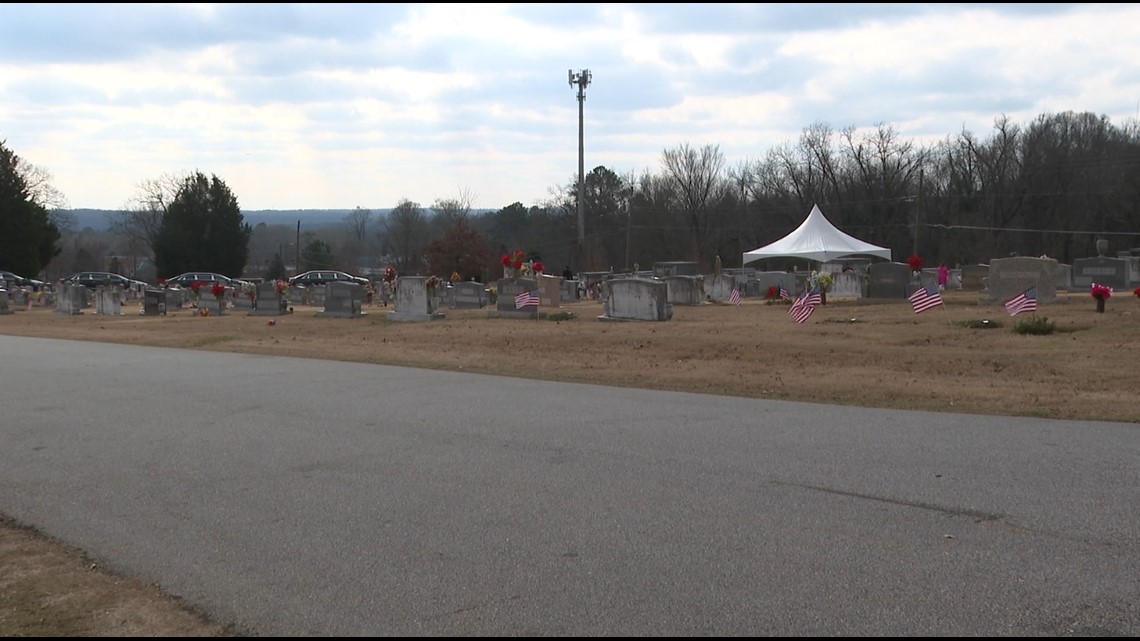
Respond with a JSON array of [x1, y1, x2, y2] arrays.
[[2, 3, 1139, 213]]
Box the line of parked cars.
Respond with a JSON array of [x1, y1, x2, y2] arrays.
[[6, 268, 373, 292]]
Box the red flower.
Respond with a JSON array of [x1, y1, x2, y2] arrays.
[[533, 261, 544, 273], [906, 254, 924, 272], [383, 267, 396, 282], [1134, 287, 1140, 298], [512, 258, 523, 270], [210, 282, 225, 298], [767, 285, 778, 299], [501, 254, 511, 267], [1091, 283, 1112, 300], [190, 281, 202, 293]]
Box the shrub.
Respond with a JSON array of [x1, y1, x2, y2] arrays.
[[546, 311, 576, 321], [1013, 316, 1055, 335]]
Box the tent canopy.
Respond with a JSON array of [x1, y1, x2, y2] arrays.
[[741, 204, 892, 265]]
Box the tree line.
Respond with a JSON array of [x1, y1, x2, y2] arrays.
[[2, 109, 1138, 285]]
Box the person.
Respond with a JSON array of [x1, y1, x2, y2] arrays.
[[937, 263, 949, 291], [562, 265, 573, 281]]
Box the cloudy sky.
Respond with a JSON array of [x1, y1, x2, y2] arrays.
[[2, 3, 1138, 212]]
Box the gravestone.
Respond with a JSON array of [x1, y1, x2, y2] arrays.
[[750, 272, 797, 300], [1055, 264, 1073, 291], [94, 286, 122, 315], [196, 294, 226, 315], [537, 274, 561, 308], [10, 288, 27, 308], [251, 282, 290, 316], [559, 279, 579, 302], [600, 278, 673, 322], [142, 288, 166, 316], [0, 289, 10, 315], [959, 264, 989, 291], [705, 273, 736, 302], [233, 289, 255, 312], [653, 261, 699, 277], [164, 288, 185, 310], [289, 285, 309, 306], [1071, 256, 1129, 290], [980, 256, 1059, 303], [54, 283, 84, 315], [387, 276, 445, 322], [491, 277, 540, 318], [317, 281, 365, 318], [663, 275, 705, 305], [865, 262, 913, 299], [309, 285, 327, 307], [449, 281, 487, 309]]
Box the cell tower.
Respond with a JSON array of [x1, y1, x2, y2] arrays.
[[569, 69, 591, 271]]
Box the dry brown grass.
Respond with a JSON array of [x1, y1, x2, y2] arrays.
[[1, 286, 1137, 636]]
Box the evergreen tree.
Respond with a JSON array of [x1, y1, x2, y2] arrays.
[[266, 253, 287, 280], [154, 171, 251, 278], [301, 238, 334, 270], [0, 140, 61, 277]]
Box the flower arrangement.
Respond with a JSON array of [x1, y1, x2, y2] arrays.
[[533, 260, 544, 274], [1133, 287, 1140, 298], [810, 270, 834, 292], [450, 271, 461, 283], [906, 254, 924, 273], [241, 281, 257, 300], [766, 285, 779, 300], [383, 267, 397, 283], [210, 282, 226, 300], [425, 275, 441, 291], [190, 281, 202, 296], [274, 279, 288, 295], [1091, 283, 1113, 300]]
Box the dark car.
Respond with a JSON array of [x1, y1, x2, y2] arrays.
[[62, 271, 146, 290], [163, 272, 238, 289], [0, 270, 46, 289], [288, 270, 370, 287]]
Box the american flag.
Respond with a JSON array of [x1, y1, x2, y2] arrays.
[[1004, 286, 1037, 316], [908, 282, 944, 314], [790, 300, 815, 323], [514, 289, 539, 309], [779, 286, 790, 301], [802, 286, 822, 307], [729, 287, 741, 305]]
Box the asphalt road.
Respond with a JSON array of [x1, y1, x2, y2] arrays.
[[1, 335, 1137, 636]]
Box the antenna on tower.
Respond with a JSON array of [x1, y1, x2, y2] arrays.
[[568, 69, 592, 272]]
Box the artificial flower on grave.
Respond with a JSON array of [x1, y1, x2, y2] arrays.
[[210, 281, 226, 300], [810, 270, 834, 292], [425, 275, 441, 291], [190, 281, 202, 296], [383, 267, 397, 283], [533, 260, 545, 274], [501, 253, 512, 269], [766, 285, 779, 300], [274, 279, 289, 296], [241, 281, 257, 300], [1133, 287, 1140, 298], [906, 254, 924, 274], [450, 271, 461, 283], [512, 248, 525, 272], [1091, 283, 1113, 300]]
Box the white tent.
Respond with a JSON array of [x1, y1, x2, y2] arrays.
[[741, 204, 892, 265]]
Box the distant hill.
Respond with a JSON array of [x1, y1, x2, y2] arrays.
[[65, 209, 391, 231]]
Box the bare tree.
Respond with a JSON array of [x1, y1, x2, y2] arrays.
[[342, 206, 372, 242], [108, 173, 186, 261], [660, 142, 729, 266], [15, 159, 74, 229], [382, 199, 428, 275]]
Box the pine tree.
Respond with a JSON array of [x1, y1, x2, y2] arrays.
[[154, 171, 251, 278], [0, 140, 61, 277]]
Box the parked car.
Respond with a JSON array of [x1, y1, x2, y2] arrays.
[[288, 270, 370, 287], [0, 270, 45, 289], [62, 271, 146, 290], [163, 272, 238, 289]]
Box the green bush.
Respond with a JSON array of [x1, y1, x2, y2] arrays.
[[545, 311, 576, 321], [1013, 316, 1054, 335]]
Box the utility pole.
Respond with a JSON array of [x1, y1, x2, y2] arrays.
[[569, 69, 591, 272]]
